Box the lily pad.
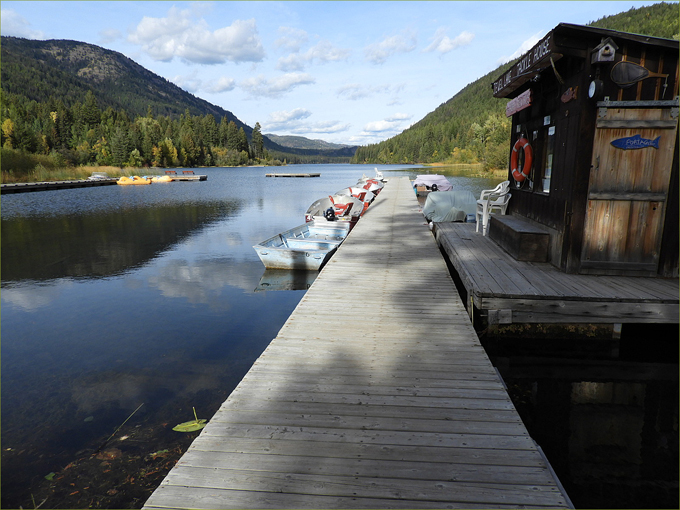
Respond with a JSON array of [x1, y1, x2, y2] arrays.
[[172, 419, 206, 432]]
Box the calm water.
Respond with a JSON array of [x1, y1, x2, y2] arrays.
[[1, 164, 503, 507]]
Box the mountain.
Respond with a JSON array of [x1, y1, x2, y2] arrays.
[[0, 36, 351, 159], [352, 2, 679, 167], [265, 133, 354, 151], [0, 36, 249, 131]]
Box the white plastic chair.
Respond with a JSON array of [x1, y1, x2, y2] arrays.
[[476, 180, 511, 236]]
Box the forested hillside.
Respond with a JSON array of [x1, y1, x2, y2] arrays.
[[351, 2, 679, 168], [0, 37, 356, 175]]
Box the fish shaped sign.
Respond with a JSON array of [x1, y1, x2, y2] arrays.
[[610, 134, 660, 150]]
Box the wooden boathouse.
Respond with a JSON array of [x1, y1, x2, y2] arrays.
[[430, 24, 678, 328], [144, 177, 572, 509], [490, 23, 678, 278]]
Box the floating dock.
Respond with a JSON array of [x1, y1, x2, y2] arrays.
[[434, 222, 679, 326], [169, 175, 207, 181], [144, 177, 571, 509], [266, 172, 321, 178], [0, 178, 118, 194]]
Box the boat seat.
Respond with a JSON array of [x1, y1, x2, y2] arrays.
[[334, 202, 353, 216]]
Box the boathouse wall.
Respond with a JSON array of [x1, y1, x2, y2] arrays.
[[493, 23, 679, 277]]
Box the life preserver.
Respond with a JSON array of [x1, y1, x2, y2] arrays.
[[511, 137, 533, 182]]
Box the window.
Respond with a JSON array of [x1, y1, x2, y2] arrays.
[[541, 125, 555, 193]]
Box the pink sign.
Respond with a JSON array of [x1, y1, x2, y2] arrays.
[[506, 89, 532, 117]]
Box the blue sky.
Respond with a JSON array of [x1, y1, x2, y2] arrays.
[[1, 1, 666, 145]]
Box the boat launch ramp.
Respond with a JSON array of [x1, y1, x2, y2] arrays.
[[144, 177, 571, 509]]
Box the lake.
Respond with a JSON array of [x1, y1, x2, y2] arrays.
[[1, 164, 502, 508]]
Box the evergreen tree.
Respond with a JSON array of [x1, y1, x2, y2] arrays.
[[251, 122, 264, 158]]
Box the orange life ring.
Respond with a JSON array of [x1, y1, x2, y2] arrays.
[[511, 137, 533, 182]]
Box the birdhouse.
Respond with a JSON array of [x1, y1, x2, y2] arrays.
[[590, 37, 618, 64]]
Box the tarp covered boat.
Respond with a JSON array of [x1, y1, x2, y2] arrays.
[[413, 175, 452, 195], [422, 190, 477, 222], [253, 220, 351, 270]]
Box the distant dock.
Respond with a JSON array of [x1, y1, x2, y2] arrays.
[[0, 178, 118, 194], [266, 172, 320, 178]]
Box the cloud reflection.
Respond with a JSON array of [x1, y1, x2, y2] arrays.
[[147, 257, 260, 306], [0, 280, 73, 312]]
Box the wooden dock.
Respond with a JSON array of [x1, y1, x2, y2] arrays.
[[0, 178, 118, 194], [144, 177, 571, 509], [434, 222, 679, 325], [266, 172, 321, 178]]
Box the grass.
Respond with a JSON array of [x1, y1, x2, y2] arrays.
[[1, 165, 159, 184], [423, 162, 507, 179]]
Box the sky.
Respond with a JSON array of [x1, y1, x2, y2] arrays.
[[0, 1, 668, 146]]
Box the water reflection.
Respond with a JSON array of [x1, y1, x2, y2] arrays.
[[255, 269, 318, 292], [485, 329, 679, 509], [1, 200, 242, 283]]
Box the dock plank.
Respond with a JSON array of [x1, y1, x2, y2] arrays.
[[434, 221, 678, 324], [144, 177, 570, 509]]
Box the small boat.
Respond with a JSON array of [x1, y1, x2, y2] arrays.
[[356, 176, 384, 195], [413, 174, 452, 196], [253, 221, 351, 270], [88, 172, 110, 181], [117, 176, 151, 185], [334, 186, 376, 204], [422, 190, 477, 223], [149, 175, 173, 183], [304, 195, 364, 223]]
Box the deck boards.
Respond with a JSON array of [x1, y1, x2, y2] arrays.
[[143, 177, 570, 509], [434, 222, 678, 324]]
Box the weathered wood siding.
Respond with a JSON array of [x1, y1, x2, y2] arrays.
[[498, 24, 679, 276]]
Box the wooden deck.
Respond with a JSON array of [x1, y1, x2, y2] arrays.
[[0, 178, 118, 194], [434, 222, 679, 325], [144, 177, 570, 509]]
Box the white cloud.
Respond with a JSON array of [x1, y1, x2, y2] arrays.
[[277, 40, 350, 71], [336, 83, 390, 101], [263, 109, 348, 136], [302, 121, 350, 134], [497, 31, 545, 65], [362, 113, 412, 135], [240, 73, 315, 99], [275, 26, 308, 52], [171, 72, 203, 93], [364, 29, 417, 65], [386, 112, 412, 122], [0, 9, 45, 39], [424, 29, 474, 54], [269, 108, 313, 124], [171, 74, 235, 94], [206, 77, 236, 93], [128, 6, 264, 64]]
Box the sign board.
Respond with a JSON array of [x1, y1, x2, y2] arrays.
[[492, 33, 558, 98], [505, 89, 532, 117]]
